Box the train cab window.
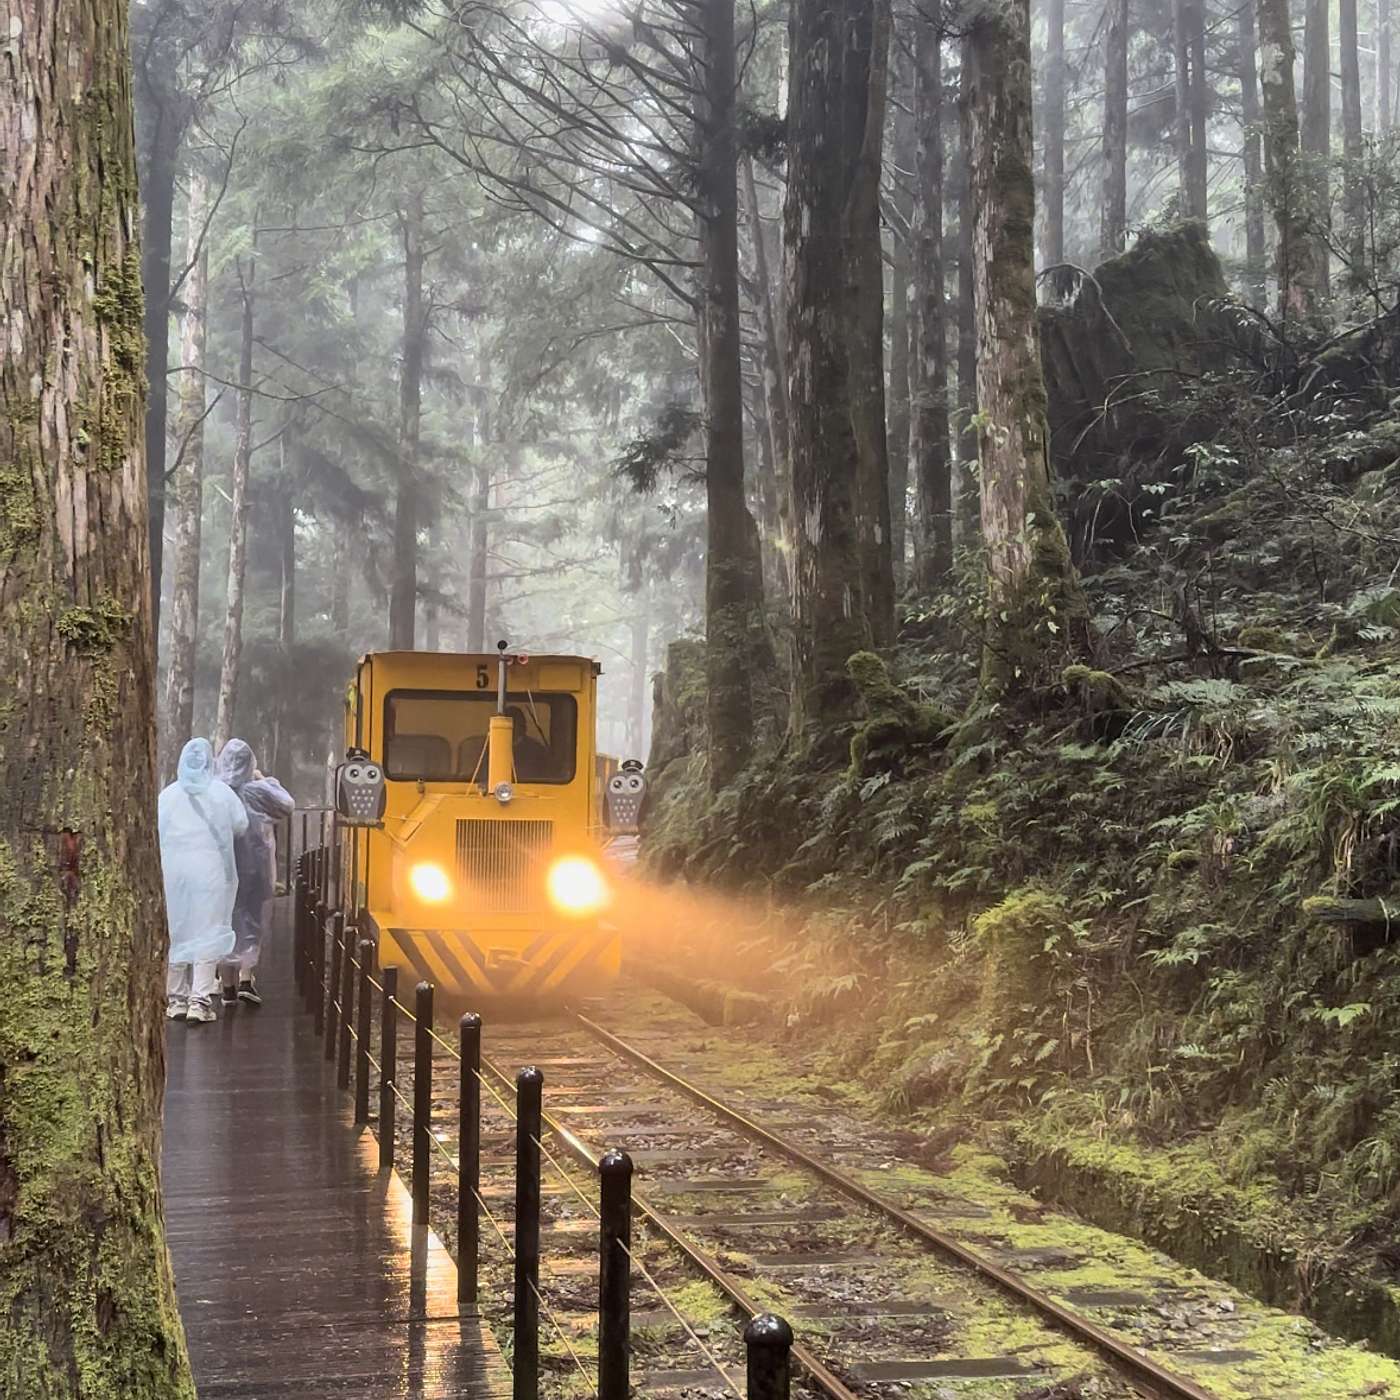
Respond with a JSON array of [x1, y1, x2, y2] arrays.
[[384, 691, 578, 784]]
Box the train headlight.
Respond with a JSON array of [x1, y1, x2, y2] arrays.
[[409, 862, 452, 904], [546, 857, 609, 918]]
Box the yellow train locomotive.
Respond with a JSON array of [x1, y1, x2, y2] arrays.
[[333, 644, 634, 1001]]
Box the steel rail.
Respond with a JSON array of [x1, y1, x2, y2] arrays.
[[476, 1050, 862, 1400], [573, 1012, 1216, 1400]]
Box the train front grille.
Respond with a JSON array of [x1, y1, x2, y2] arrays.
[[454, 820, 554, 912]]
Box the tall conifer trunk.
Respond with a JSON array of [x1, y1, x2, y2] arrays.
[[698, 0, 762, 787], [139, 97, 182, 627], [888, 41, 916, 584], [1238, 1, 1268, 305], [1258, 0, 1326, 317], [1044, 0, 1067, 262], [785, 0, 894, 731], [965, 0, 1088, 695], [741, 156, 792, 595], [0, 0, 195, 1384], [1379, 0, 1393, 131], [163, 171, 209, 772], [214, 254, 257, 752], [1174, 0, 1209, 221], [911, 17, 953, 586], [1303, 0, 1332, 293], [1102, 0, 1129, 254], [956, 54, 981, 540], [1340, 0, 1366, 277], [390, 194, 425, 651]]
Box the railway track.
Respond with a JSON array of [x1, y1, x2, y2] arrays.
[[397, 997, 1266, 1399]]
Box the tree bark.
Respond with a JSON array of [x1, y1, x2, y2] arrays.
[[1044, 0, 1067, 263], [390, 194, 425, 652], [888, 39, 916, 585], [214, 254, 256, 752], [956, 52, 981, 541], [1340, 0, 1366, 276], [0, 0, 196, 1385], [1258, 0, 1326, 317], [1302, 0, 1332, 294], [138, 90, 182, 630], [277, 444, 295, 652], [1238, 0, 1268, 305], [162, 170, 209, 774], [1174, 0, 1209, 222], [1102, 0, 1129, 255], [965, 0, 1089, 695], [911, 17, 953, 587], [785, 0, 895, 731]]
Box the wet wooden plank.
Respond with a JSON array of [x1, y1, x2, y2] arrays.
[[162, 907, 509, 1398]]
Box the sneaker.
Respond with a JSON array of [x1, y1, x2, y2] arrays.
[[166, 998, 188, 1022], [221, 983, 239, 1006], [237, 980, 262, 1007], [185, 999, 216, 1024]]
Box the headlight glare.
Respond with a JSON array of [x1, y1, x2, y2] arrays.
[[547, 856, 609, 918], [409, 862, 452, 904]]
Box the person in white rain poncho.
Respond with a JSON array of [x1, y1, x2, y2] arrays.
[[215, 739, 294, 1007], [160, 738, 247, 1024]]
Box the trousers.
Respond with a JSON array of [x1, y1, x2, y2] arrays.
[[167, 960, 218, 1005]]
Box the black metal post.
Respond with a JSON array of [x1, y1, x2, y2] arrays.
[[598, 1150, 633, 1400], [312, 902, 328, 1032], [337, 918, 355, 1089], [513, 1067, 543, 1400], [292, 860, 306, 1000], [354, 939, 374, 1123], [325, 912, 344, 1061], [458, 1014, 482, 1308], [379, 966, 398, 1170], [744, 1316, 793, 1400], [412, 981, 434, 1226]]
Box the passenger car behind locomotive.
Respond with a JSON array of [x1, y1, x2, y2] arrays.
[[333, 645, 639, 1000]]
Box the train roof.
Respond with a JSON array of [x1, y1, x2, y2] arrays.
[[357, 650, 603, 675]]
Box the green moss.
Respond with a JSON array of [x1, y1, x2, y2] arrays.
[[845, 651, 951, 776], [57, 594, 134, 655]]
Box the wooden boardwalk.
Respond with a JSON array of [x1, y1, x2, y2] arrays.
[[162, 909, 509, 1399]]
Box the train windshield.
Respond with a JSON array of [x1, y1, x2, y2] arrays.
[[383, 691, 578, 784]]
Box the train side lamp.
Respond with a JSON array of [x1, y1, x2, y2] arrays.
[[605, 759, 646, 833], [334, 748, 387, 827]]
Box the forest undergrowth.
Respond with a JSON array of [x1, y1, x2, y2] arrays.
[[640, 339, 1400, 1338]]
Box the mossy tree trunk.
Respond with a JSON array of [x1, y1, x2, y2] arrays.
[[161, 171, 209, 777], [965, 0, 1089, 696], [785, 0, 895, 732], [1102, 0, 1128, 256], [699, 0, 763, 789], [214, 253, 256, 753], [390, 193, 425, 652], [1258, 0, 1326, 319], [911, 15, 953, 587], [0, 0, 196, 1386]]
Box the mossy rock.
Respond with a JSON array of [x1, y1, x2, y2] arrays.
[[845, 652, 952, 777]]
